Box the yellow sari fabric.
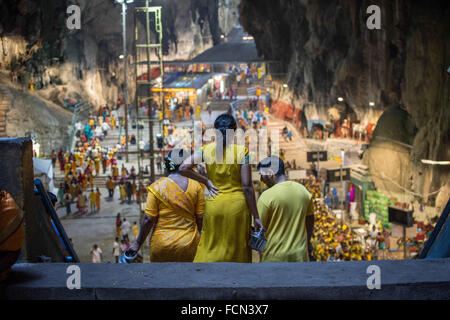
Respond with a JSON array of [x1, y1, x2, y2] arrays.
[[194, 143, 252, 263], [145, 177, 205, 262]]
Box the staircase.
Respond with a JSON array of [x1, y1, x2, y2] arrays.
[[231, 79, 273, 96], [267, 117, 308, 165], [0, 86, 12, 137], [209, 99, 232, 111]]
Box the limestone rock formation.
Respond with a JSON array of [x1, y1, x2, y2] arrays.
[[0, 0, 240, 148], [240, 0, 449, 208]]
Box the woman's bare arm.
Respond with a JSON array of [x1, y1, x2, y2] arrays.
[[179, 153, 219, 199], [240, 163, 263, 232], [196, 215, 203, 234], [127, 214, 157, 255], [179, 153, 208, 184]]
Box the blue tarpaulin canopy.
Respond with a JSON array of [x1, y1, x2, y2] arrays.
[[161, 72, 216, 90]]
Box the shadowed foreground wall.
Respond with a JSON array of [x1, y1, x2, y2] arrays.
[[1, 259, 450, 299]]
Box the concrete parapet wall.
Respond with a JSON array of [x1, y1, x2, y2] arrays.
[[1, 259, 449, 300], [0, 138, 35, 261]]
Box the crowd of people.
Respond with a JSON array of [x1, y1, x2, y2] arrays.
[[229, 64, 268, 87], [54, 81, 391, 265], [137, 99, 201, 124], [54, 105, 149, 216], [89, 206, 142, 264], [302, 178, 393, 261], [123, 114, 319, 263]]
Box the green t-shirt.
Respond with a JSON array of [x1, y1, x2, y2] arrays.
[[257, 181, 314, 262]]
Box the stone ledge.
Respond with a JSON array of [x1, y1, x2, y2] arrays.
[[1, 259, 450, 300]]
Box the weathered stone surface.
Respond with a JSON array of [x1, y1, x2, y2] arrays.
[[1, 259, 450, 300], [239, 0, 449, 160], [239, 0, 450, 206], [0, 138, 34, 262], [0, 0, 240, 145]]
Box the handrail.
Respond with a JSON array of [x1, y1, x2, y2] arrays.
[[419, 199, 450, 259], [118, 120, 123, 145], [34, 178, 79, 262], [66, 106, 78, 153], [66, 102, 88, 153]]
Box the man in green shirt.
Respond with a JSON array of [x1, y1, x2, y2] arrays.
[[257, 156, 315, 262]]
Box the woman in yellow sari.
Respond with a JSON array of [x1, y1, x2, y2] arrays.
[[179, 113, 263, 262], [127, 149, 205, 262]]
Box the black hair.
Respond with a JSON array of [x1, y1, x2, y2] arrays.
[[257, 156, 285, 176], [214, 113, 237, 147], [164, 148, 187, 174]]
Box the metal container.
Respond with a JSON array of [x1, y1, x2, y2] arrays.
[[250, 228, 267, 252], [119, 251, 137, 264]]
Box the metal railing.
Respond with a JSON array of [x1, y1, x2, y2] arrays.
[[34, 178, 79, 262], [66, 101, 89, 153]]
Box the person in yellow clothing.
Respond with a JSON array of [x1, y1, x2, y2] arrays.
[[79, 154, 84, 168], [69, 182, 77, 200], [71, 160, 77, 176], [64, 162, 71, 176], [76, 191, 87, 214], [127, 149, 205, 262], [195, 105, 201, 119], [132, 221, 139, 241], [119, 182, 126, 202], [82, 176, 88, 190], [112, 164, 119, 181], [121, 164, 127, 176], [95, 187, 101, 211], [94, 157, 100, 176], [179, 113, 263, 262], [89, 189, 97, 213], [74, 152, 80, 165], [87, 157, 93, 167], [256, 156, 315, 262], [89, 174, 94, 188]]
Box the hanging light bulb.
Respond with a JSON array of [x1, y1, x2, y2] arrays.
[[337, 97, 344, 102], [369, 102, 375, 107]]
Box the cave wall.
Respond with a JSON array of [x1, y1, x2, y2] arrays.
[[0, 0, 240, 107], [0, 0, 240, 151], [239, 0, 449, 208], [240, 0, 449, 159]]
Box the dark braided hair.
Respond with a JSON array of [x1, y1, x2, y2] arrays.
[[164, 149, 187, 174], [214, 113, 237, 147]]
